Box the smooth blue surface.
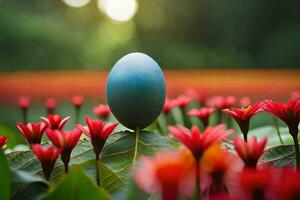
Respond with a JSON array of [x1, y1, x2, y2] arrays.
[[106, 53, 166, 130]]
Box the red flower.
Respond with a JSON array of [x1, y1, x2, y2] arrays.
[[93, 104, 111, 118], [264, 100, 300, 137], [134, 150, 195, 200], [188, 107, 215, 127], [46, 129, 82, 172], [76, 116, 118, 160], [16, 122, 47, 144], [223, 102, 264, 141], [31, 144, 62, 180], [174, 95, 192, 109], [71, 95, 84, 107], [41, 114, 70, 130], [233, 136, 267, 168], [236, 168, 276, 200], [201, 144, 239, 195], [185, 89, 208, 106], [18, 97, 31, 110], [168, 124, 234, 161], [276, 168, 300, 200], [0, 135, 8, 148], [44, 98, 56, 114], [163, 98, 177, 114], [239, 97, 252, 107]]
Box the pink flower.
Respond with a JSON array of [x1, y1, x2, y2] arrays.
[[41, 114, 70, 130], [0, 135, 8, 148], [71, 95, 84, 107], [134, 150, 195, 200], [201, 144, 239, 195], [168, 124, 234, 161], [46, 129, 82, 172], [188, 107, 215, 127], [16, 122, 47, 144], [18, 97, 31, 110], [163, 98, 177, 114], [93, 104, 111, 118], [44, 98, 56, 114], [208, 96, 237, 110], [223, 102, 264, 141], [233, 136, 267, 168], [239, 97, 252, 107], [174, 95, 192, 109], [290, 91, 300, 101], [185, 89, 208, 106], [76, 116, 118, 160], [31, 144, 62, 180]]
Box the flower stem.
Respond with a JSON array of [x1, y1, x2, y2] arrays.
[[292, 135, 300, 169], [242, 132, 247, 142], [161, 186, 177, 200], [216, 110, 222, 124], [75, 107, 80, 124], [195, 161, 201, 200], [201, 118, 208, 129], [273, 117, 284, 144], [22, 109, 27, 124], [181, 107, 191, 128], [96, 159, 101, 186]]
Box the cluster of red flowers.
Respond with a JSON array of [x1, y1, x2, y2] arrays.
[[17, 114, 118, 180], [134, 126, 299, 200], [133, 90, 300, 200], [1, 90, 300, 199]]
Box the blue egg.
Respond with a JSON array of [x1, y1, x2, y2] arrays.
[[106, 53, 166, 130]]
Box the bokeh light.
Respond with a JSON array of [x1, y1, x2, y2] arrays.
[[98, 0, 138, 23], [62, 0, 90, 8]]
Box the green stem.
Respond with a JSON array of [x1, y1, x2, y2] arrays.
[[166, 112, 175, 126], [22, 109, 27, 124], [216, 110, 222, 125], [195, 161, 201, 200], [273, 117, 284, 144], [96, 159, 100, 186], [181, 107, 191, 128], [292, 135, 300, 169], [75, 107, 81, 124]]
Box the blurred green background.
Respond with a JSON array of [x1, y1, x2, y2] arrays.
[[0, 0, 299, 70]]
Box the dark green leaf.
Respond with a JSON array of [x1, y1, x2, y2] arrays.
[[259, 145, 295, 167], [112, 178, 149, 200], [8, 131, 173, 195], [43, 166, 110, 200], [10, 170, 48, 200], [0, 149, 11, 200]]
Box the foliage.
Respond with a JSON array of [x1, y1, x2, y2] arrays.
[[0, 0, 298, 70]]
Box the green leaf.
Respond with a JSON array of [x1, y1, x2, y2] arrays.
[[8, 131, 172, 195], [81, 130, 172, 194], [0, 149, 11, 200], [259, 145, 295, 167], [10, 170, 48, 200], [112, 178, 149, 200], [43, 166, 110, 200]]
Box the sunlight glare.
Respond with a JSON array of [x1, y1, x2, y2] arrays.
[[62, 0, 90, 8], [98, 0, 138, 23]]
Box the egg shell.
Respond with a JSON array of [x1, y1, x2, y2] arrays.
[[106, 52, 166, 130]]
